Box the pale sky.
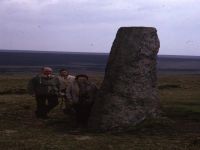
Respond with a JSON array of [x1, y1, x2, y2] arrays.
[[0, 0, 200, 55]]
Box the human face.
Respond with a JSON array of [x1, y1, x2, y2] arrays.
[[43, 70, 52, 76], [60, 71, 68, 78]]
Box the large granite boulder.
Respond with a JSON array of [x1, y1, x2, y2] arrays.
[[89, 27, 160, 131]]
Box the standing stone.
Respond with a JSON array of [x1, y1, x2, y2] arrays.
[[89, 27, 160, 131]]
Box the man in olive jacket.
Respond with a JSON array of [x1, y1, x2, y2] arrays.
[[28, 67, 60, 119]]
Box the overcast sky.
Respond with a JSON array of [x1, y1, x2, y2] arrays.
[[0, 0, 200, 55]]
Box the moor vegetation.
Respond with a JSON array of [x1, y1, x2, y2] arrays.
[[0, 74, 200, 150]]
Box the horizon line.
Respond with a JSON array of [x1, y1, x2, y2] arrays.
[[0, 49, 200, 57]]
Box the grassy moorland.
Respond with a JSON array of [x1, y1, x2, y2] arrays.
[[0, 74, 200, 150]]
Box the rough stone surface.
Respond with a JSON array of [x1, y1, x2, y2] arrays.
[[89, 27, 160, 131]]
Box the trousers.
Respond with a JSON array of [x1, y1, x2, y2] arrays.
[[35, 95, 58, 118]]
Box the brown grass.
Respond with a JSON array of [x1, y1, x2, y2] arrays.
[[0, 74, 200, 150]]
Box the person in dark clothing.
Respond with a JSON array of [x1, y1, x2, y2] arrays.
[[65, 74, 98, 127], [28, 67, 60, 119]]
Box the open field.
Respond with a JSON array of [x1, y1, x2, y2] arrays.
[[0, 74, 200, 150]]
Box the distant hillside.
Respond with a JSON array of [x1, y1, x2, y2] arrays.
[[157, 55, 200, 73], [0, 50, 200, 74]]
